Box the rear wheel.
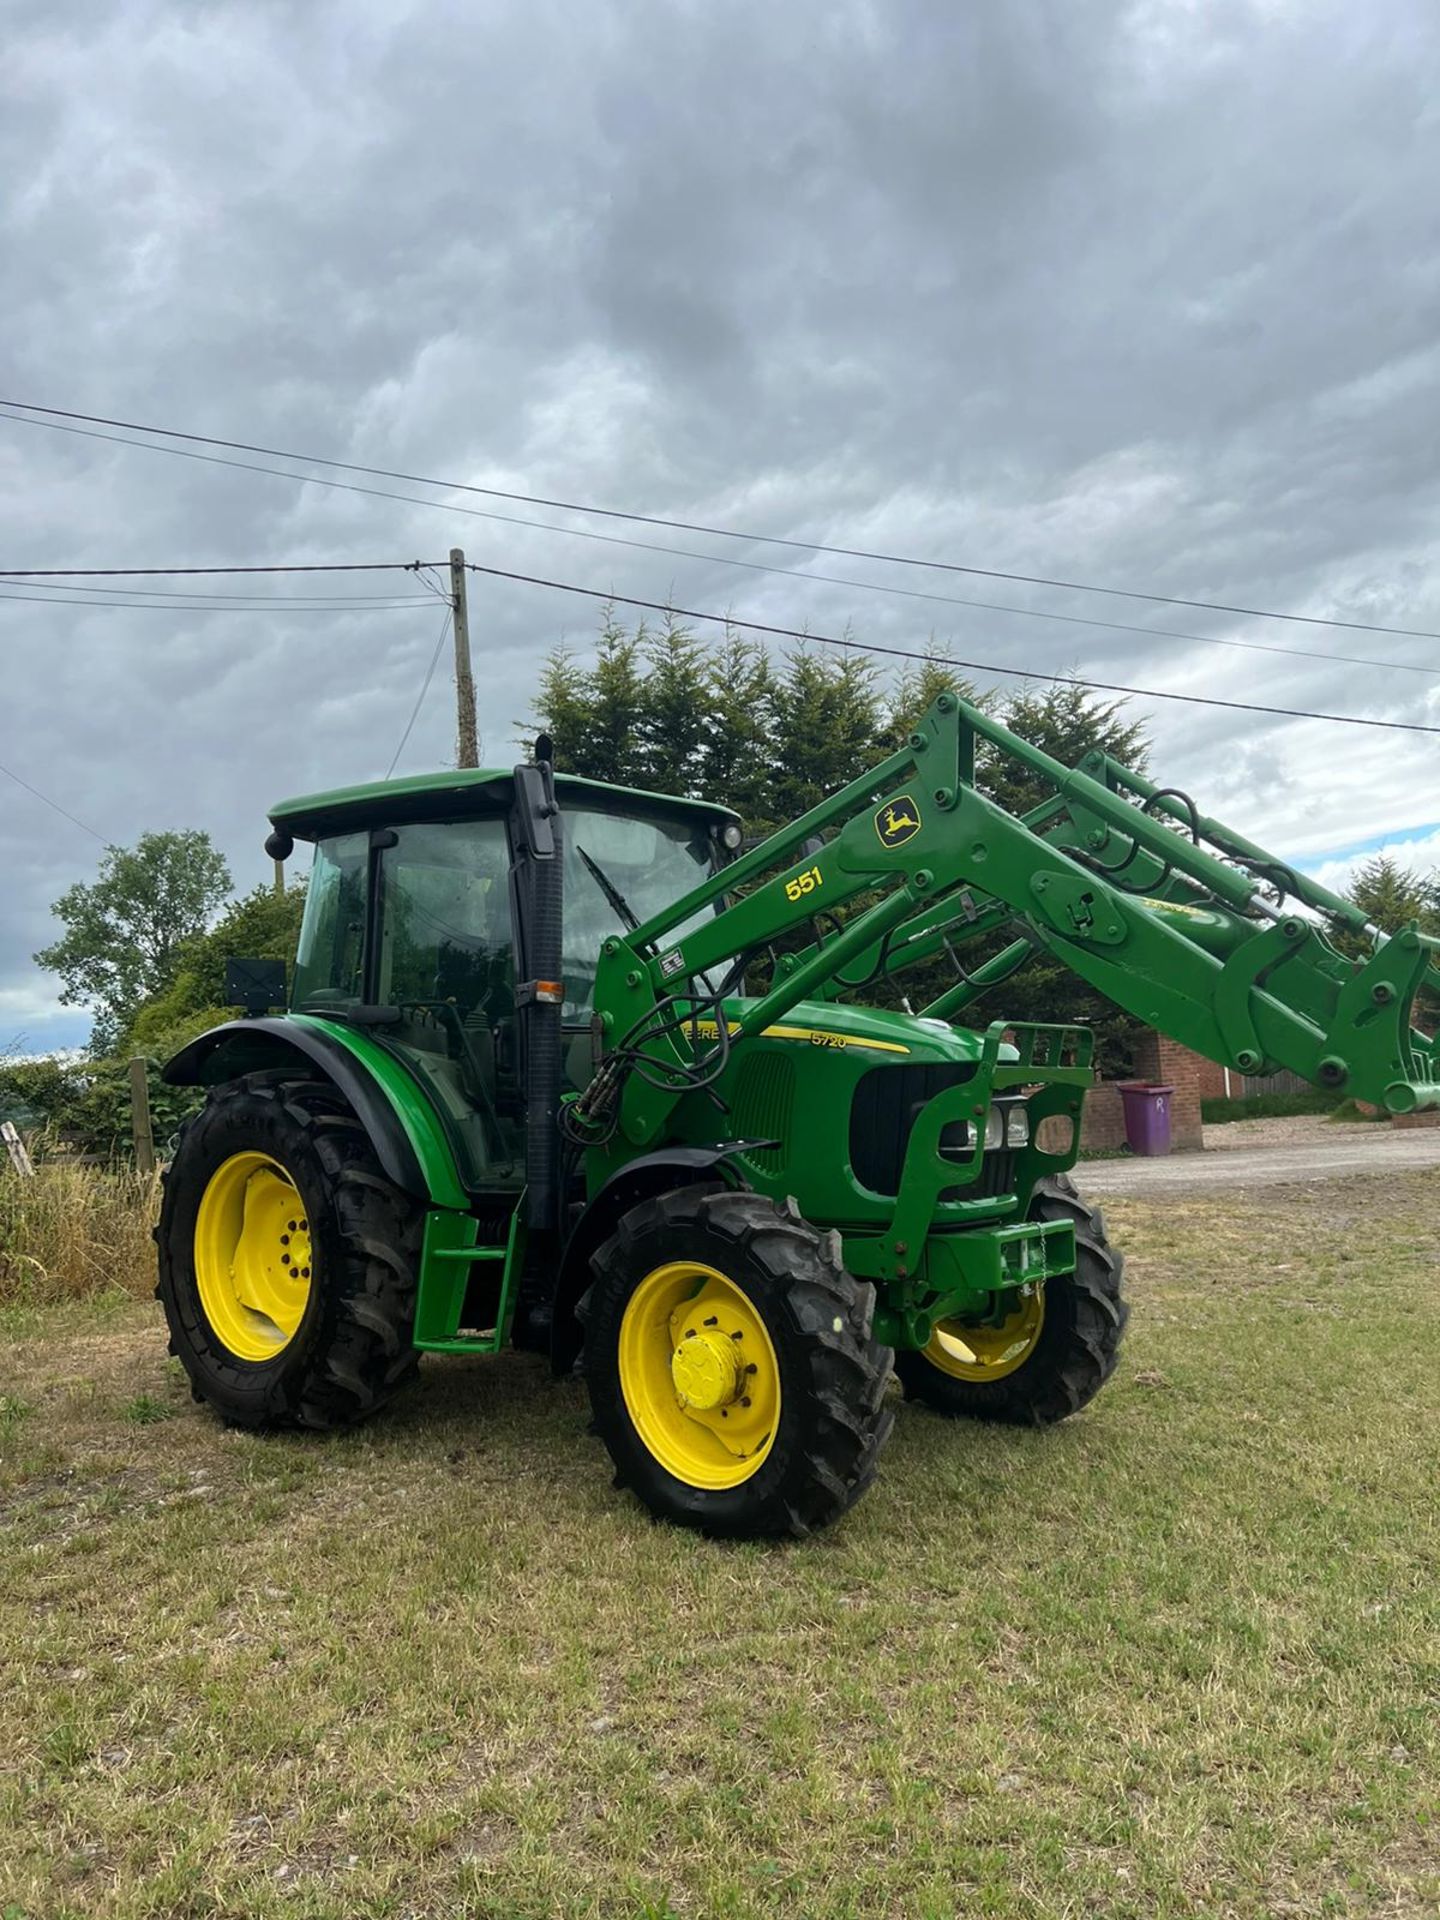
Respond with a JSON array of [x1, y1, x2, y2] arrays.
[[156, 1073, 422, 1430], [583, 1187, 894, 1537], [894, 1174, 1126, 1424]]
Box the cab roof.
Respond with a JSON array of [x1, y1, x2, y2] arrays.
[[269, 767, 740, 842]]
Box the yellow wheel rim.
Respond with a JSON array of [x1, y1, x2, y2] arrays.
[[617, 1260, 781, 1489], [925, 1289, 1044, 1383], [194, 1152, 314, 1362]]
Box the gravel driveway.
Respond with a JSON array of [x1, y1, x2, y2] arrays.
[[1078, 1113, 1440, 1193]]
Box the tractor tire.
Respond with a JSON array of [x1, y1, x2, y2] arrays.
[[894, 1173, 1126, 1425], [583, 1186, 894, 1538], [156, 1073, 423, 1431]]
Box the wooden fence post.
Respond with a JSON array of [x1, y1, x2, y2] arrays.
[[1, 1120, 34, 1177], [128, 1058, 156, 1175]]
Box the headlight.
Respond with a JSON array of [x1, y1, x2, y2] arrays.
[[943, 1105, 1028, 1159], [720, 821, 744, 850]]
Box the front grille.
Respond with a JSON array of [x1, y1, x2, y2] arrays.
[[730, 1050, 795, 1176], [970, 1148, 1016, 1199], [849, 1061, 979, 1196]]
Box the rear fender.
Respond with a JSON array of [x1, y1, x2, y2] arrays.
[[162, 1016, 469, 1209]]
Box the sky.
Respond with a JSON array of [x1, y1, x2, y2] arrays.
[[3, 0, 1439, 1051]]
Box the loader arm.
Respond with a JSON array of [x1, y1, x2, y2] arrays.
[[583, 690, 1440, 1151]]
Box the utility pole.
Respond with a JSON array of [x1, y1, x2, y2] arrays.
[[450, 547, 479, 769]]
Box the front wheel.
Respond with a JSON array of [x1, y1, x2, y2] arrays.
[[894, 1173, 1127, 1424], [583, 1186, 894, 1538]]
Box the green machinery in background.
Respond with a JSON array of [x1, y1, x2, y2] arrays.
[[157, 691, 1440, 1536]]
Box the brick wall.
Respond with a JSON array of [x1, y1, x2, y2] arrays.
[[1078, 1032, 1208, 1154], [1195, 1054, 1228, 1102], [1078, 1082, 1129, 1152]]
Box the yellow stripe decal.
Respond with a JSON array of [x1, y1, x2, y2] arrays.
[[690, 1019, 909, 1056], [1141, 896, 1211, 919]]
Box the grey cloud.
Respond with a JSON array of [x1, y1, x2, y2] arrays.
[[3, 0, 1440, 1045]]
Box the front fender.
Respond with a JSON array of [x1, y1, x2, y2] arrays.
[[162, 1015, 469, 1209], [549, 1142, 769, 1374]]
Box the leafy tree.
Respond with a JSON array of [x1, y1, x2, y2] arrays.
[[8, 879, 308, 1161], [0, 1047, 202, 1162], [580, 611, 648, 785], [524, 609, 648, 784], [765, 646, 884, 828], [121, 880, 308, 1058], [637, 613, 710, 795], [1348, 853, 1436, 935], [35, 832, 233, 1053], [524, 613, 1158, 1067], [886, 651, 982, 747], [531, 647, 592, 774], [701, 630, 775, 825], [982, 681, 1149, 817]]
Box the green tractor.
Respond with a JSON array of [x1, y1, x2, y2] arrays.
[[157, 691, 1440, 1536]]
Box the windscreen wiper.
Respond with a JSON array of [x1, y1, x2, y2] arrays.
[[576, 844, 640, 931]]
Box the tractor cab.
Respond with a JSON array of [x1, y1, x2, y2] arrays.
[[267, 767, 741, 1195]]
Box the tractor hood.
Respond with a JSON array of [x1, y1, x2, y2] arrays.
[[723, 997, 994, 1065]]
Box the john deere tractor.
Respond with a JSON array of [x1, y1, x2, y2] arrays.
[[157, 691, 1440, 1535]]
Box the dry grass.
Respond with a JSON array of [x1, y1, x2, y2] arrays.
[[0, 1172, 1437, 1919], [0, 1164, 161, 1308]]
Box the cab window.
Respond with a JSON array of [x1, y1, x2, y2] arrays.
[[375, 819, 522, 1189], [292, 833, 367, 1012]]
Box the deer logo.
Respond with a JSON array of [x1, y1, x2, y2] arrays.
[[875, 795, 923, 848]]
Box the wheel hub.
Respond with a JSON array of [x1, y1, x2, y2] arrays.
[[617, 1259, 781, 1489], [670, 1328, 744, 1411], [194, 1151, 313, 1362], [925, 1287, 1045, 1382]]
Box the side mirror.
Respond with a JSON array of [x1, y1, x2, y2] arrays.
[[224, 957, 287, 1016]]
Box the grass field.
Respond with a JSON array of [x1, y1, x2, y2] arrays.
[[2, 1172, 1437, 1919]]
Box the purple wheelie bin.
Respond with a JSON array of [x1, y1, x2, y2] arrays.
[[1117, 1081, 1174, 1156]]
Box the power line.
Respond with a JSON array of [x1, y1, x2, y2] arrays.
[[0, 577, 435, 606], [0, 589, 435, 614], [4, 397, 1438, 644], [0, 562, 438, 577], [2, 412, 1433, 681], [386, 607, 452, 778], [0, 755, 106, 842], [8, 555, 1439, 680], [461, 560, 1440, 739]]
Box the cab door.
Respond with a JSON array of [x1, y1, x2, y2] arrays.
[[372, 818, 525, 1190]]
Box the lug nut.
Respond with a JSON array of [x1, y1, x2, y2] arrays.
[[703, 1316, 718, 1327]]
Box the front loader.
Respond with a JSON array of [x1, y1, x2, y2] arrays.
[[157, 692, 1440, 1536]]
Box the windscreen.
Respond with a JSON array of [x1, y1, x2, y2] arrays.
[[561, 805, 716, 1017]]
